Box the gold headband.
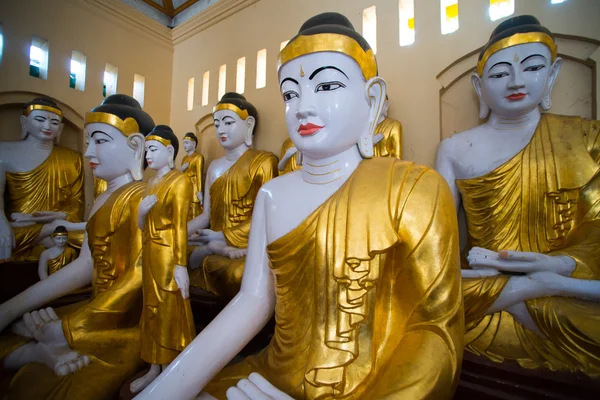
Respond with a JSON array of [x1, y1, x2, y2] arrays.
[[213, 103, 249, 120], [146, 135, 171, 147], [278, 33, 377, 81], [85, 112, 140, 137], [24, 104, 63, 118], [51, 232, 68, 237], [477, 32, 557, 76]]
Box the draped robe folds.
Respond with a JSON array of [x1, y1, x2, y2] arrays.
[[204, 158, 464, 399], [458, 114, 600, 376], [5, 146, 85, 261], [189, 148, 278, 296], [373, 117, 403, 159], [140, 170, 196, 365], [0, 182, 146, 400], [279, 138, 301, 175], [47, 246, 77, 275], [182, 152, 205, 219]]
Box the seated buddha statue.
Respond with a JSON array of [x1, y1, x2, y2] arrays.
[[38, 225, 77, 280], [0, 98, 84, 262], [0, 94, 155, 399], [187, 92, 278, 297], [138, 12, 463, 400], [435, 15, 600, 377], [180, 132, 205, 219]]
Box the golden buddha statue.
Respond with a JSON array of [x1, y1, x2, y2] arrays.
[[0, 98, 84, 262], [188, 93, 278, 297], [278, 137, 301, 174], [373, 95, 402, 159], [180, 132, 205, 219], [0, 94, 156, 399], [38, 225, 77, 280], [137, 13, 463, 400], [93, 177, 107, 199], [130, 125, 196, 394], [435, 15, 600, 377]]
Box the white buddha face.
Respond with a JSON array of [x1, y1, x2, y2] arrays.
[[52, 235, 68, 248], [21, 110, 63, 141], [477, 42, 559, 118], [213, 110, 251, 150], [145, 140, 173, 170], [183, 138, 196, 153], [85, 123, 136, 181], [278, 52, 371, 160]]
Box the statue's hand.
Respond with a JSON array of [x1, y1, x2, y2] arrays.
[[197, 191, 203, 205], [181, 163, 190, 172], [0, 213, 15, 263], [196, 229, 225, 243], [22, 308, 67, 346], [226, 373, 293, 400], [31, 211, 68, 223], [174, 265, 190, 299], [468, 247, 576, 276], [138, 195, 158, 218]]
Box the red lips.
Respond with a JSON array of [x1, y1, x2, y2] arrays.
[[42, 130, 53, 136], [506, 93, 527, 101], [89, 162, 99, 169], [298, 123, 324, 136]]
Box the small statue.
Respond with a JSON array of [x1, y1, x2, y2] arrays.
[[180, 132, 205, 219], [130, 125, 196, 393], [138, 12, 462, 400], [435, 15, 600, 376], [0, 94, 155, 399], [187, 92, 278, 296], [0, 97, 84, 262], [37, 225, 77, 280]]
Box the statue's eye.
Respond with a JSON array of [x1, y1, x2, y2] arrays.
[[283, 91, 299, 101], [524, 65, 545, 72], [316, 81, 346, 92], [488, 72, 509, 79]]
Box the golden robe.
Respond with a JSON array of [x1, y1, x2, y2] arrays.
[[0, 181, 146, 400], [279, 138, 301, 174], [47, 246, 78, 275], [182, 152, 205, 219], [373, 117, 402, 159], [190, 149, 278, 296], [140, 170, 196, 364], [6, 146, 84, 261], [205, 158, 463, 399], [458, 114, 600, 376]]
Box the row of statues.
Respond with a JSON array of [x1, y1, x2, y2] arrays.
[[0, 11, 597, 400]]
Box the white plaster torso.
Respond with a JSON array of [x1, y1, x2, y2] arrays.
[[0, 140, 54, 173]]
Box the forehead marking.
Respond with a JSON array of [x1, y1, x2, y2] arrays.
[[513, 52, 519, 62], [300, 65, 305, 78]]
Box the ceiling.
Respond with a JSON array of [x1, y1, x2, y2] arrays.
[[120, 0, 218, 27]]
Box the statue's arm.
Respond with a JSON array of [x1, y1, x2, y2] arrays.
[[0, 162, 14, 261], [38, 250, 50, 280], [137, 189, 276, 400], [188, 164, 213, 233], [434, 139, 461, 213], [0, 233, 93, 332]]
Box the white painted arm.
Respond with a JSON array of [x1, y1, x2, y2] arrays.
[[0, 162, 14, 261], [137, 189, 276, 400], [434, 140, 461, 213], [0, 233, 93, 332], [188, 170, 212, 234], [38, 250, 50, 280]]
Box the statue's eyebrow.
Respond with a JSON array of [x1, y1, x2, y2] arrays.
[[309, 66, 349, 80], [521, 54, 545, 64], [280, 77, 299, 89], [91, 130, 113, 139]]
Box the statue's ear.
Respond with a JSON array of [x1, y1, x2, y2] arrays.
[[541, 57, 563, 111], [359, 76, 386, 158], [471, 72, 490, 119], [127, 133, 145, 181], [167, 145, 175, 168], [245, 116, 255, 147], [20, 115, 28, 139], [55, 122, 64, 144]]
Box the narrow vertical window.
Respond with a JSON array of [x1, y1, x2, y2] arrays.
[[489, 0, 515, 21], [550, 0, 566, 3], [70, 50, 86, 91], [187, 77, 194, 111], [29, 36, 49, 80], [103, 63, 118, 97], [236, 57, 246, 94], [362, 6, 377, 54], [133, 74, 145, 108], [201, 71, 210, 106], [0, 24, 4, 65], [441, 0, 459, 35], [218, 64, 227, 100], [256, 49, 267, 89], [399, 0, 415, 47], [280, 40, 289, 51]]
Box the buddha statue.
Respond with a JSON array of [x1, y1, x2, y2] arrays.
[[180, 132, 205, 219], [187, 92, 278, 297], [138, 12, 463, 400], [435, 15, 600, 376], [278, 137, 301, 174], [0, 98, 84, 262], [37, 225, 77, 280], [130, 125, 196, 393], [0, 94, 155, 399]]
